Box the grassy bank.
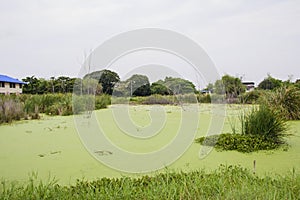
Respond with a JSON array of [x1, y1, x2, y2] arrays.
[[1, 165, 299, 199]]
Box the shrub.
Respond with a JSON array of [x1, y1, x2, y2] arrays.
[[30, 105, 40, 119], [72, 94, 111, 114], [23, 94, 42, 114], [176, 93, 198, 104], [196, 104, 288, 152], [111, 94, 198, 105], [239, 90, 263, 104], [0, 96, 25, 123], [259, 85, 300, 120], [111, 96, 130, 104], [197, 94, 211, 103], [195, 133, 286, 153], [72, 95, 88, 114], [95, 94, 111, 109], [143, 95, 175, 105], [129, 96, 146, 104], [241, 105, 287, 142], [210, 94, 226, 103], [0, 93, 111, 122]]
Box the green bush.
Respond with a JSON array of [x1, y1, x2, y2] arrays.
[[196, 104, 288, 152], [0, 94, 111, 123], [111, 96, 131, 104], [239, 90, 263, 104], [259, 85, 300, 120], [72, 94, 86, 114], [241, 105, 287, 141], [129, 96, 146, 104], [176, 93, 198, 104], [197, 94, 211, 103], [195, 133, 286, 153], [23, 94, 42, 114], [210, 94, 226, 103], [0, 96, 24, 123], [95, 94, 111, 109], [111, 94, 198, 105], [143, 94, 175, 105]]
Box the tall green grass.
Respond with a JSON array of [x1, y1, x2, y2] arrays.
[[241, 105, 287, 140], [260, 85, 300, 120], [0, 94, 111, 124], [239, 90, 264, 104], [1, 165, 299, 199], [196, 104, 288, 152], [0, 95, 24, 123]]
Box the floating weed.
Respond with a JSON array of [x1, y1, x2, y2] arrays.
[[94, 150, 113, 156], [44, 127, 53, 131], [38, 151, 62, 158], [50, 151, 61, 155]]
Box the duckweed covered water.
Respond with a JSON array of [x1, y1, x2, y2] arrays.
[[0, 105, 299, 185]]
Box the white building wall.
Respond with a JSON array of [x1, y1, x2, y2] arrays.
[[0, 82, 23, 94]]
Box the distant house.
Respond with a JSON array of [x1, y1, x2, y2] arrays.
[[200, 89, 212, 94], [0, 74, 26, 95], [242, 82, 255, 92]]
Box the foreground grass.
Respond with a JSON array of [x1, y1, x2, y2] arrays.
[[1, 165, 299, 200]]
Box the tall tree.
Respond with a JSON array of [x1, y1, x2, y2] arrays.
[[113, 74, 151, 96], [84, 70, 120, 95], [150, 80, 172, 95], [128, 74, 151, 96], [213, 75, 245, 98], [22, 76, 41, 94], [258, 75, 282, 90], [163, 77, 196, 94]]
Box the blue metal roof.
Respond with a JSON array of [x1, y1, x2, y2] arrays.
[[0, 74, 26, 84]]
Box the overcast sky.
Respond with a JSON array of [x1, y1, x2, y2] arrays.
[[0, 0, 299, 86]]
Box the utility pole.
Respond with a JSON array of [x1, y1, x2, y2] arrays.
[[50, 77, 55, 93], [61, 80, 66, 93], [130, 80, 135, 96]]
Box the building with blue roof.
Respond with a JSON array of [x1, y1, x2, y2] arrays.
[[0, 74, 26, 95]]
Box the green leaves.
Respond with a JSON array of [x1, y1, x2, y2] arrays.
[[84, 70, 120, 95], [241, 106, 287, 139], [195, 133, 286, 153], [260, 85, 300, 120], [258, 75, 282, 90], [213, 75, 246, 98]]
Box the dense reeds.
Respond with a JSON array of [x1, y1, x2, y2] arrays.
[[0, 96, 24, 123], [241, 105, 287, 139], [0, 94, 111, 124], [196, 86, 295, 152], [196, 106, 288, 152]]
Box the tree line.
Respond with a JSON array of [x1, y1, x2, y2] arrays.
[[22, 70, 197, 96], [22, 70, 300, 98]]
